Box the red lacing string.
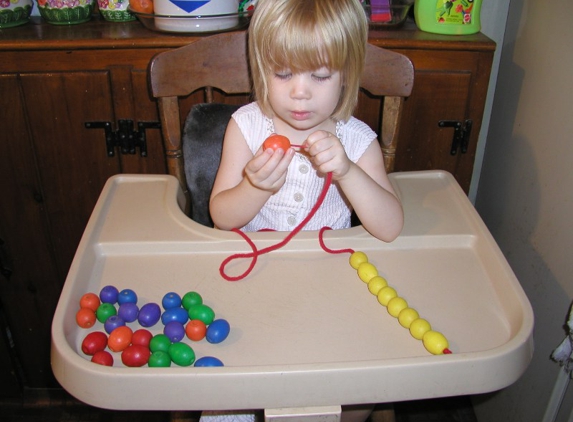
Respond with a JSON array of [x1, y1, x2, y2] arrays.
[[219, 172, 355, 281]]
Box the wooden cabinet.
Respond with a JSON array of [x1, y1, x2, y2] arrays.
[[0, 16, 494, 391], [365, 28, 494, 190]]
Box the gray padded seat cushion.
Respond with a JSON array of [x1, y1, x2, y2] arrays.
[[182, 103, 241, 227]]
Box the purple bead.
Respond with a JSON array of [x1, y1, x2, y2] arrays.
[[99, 285, 119, 304], [164, 321, 185, 343], [138, 303, 161, 328], [104, 315, 125, 334], [118, 302, 139, 323]]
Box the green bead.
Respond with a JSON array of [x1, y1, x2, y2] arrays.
[[168, 342, 195, 367], [149, 334, 171, 353], [187, 304, 215, 325], [181, 291, 203, 310], [148, 351, 171, 367], [96, 303, 117, 323]]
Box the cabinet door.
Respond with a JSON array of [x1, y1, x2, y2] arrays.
[[0, 74, 63, 389], [394, 49, 492, 192], [19, 71, 122, 278], [0, 63, 164, 388]]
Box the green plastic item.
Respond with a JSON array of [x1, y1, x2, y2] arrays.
[[414, 0, 482, 35]]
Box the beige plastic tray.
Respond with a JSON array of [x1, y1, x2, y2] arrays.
[[51, 171, 533, 411]]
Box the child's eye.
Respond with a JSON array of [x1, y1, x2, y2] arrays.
[[274, 72, 292, 80], [312, 74, 332, 82]]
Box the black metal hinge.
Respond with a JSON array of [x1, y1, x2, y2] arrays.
[[85, 120, 161, 157], [438, 120, 473, 155]]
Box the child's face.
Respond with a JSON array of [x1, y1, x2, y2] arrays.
[[267, 67, 343, 132]]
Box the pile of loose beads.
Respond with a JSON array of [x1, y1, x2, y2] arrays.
[[349, 251, 452, 355], [76, 286, 230, 367]]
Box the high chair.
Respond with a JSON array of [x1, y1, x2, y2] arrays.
[[149, 30, 413, 227]]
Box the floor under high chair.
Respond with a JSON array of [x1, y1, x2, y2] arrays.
[[1, 389, 477, 422]]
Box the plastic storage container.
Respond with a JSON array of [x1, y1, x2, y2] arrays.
[[153, 0, 240, 32], [414, 0, 482, 35]]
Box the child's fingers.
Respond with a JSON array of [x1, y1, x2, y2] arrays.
[[246, 148, 294, 190], [304, 130, 331, 148], [248, 147, 274, 172], [262, 148, 294, 181]]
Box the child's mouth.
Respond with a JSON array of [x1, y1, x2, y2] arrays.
[[291, 111, 311, 120]]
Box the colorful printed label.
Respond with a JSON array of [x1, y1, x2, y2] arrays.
[[435, 0, 475, 25]]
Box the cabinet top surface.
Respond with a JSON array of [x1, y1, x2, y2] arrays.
[[1, 16, 495, 52]]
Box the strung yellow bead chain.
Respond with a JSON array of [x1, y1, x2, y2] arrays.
[[349, 251, 451, 355]]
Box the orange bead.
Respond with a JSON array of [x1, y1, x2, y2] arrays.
[[185, 319, 207, 341], [263, 134, 291, 151], [79, 293, 101, 312], [108, 326, 133, 352], [76, 307, 97, 329]]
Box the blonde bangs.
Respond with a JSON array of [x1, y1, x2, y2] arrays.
[[265, 17, 347, 74]]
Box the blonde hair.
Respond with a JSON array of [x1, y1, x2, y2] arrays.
[[248, 0, 368, 121]]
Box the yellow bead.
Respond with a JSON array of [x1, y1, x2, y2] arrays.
[[398, 308, 419, 328], [377, 286, 397, 306], [387, 297, 408, 317], [422, 330, 449, 355], [349, 251, 368, 270], [409, 318, 431, 340], [357, 262, 378, 283], [367, 276, 388, 295]]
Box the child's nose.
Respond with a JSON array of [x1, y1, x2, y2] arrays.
[[290, 75, 311, 100]]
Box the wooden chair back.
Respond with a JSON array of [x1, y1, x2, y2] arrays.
[[149, 30, 414, 216]]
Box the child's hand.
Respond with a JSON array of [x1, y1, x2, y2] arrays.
[[303, 130, 351, 179], [244, 146, 295, 193]]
